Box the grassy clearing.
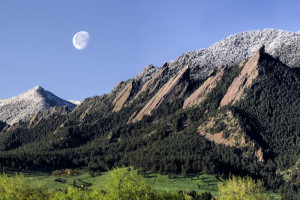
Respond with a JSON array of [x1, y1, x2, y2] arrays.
[[4, 169, 221, 196], [144, 172, 220, 196], [2, 169, 280, 198]]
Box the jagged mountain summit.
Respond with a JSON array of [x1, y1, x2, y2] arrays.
[[0, 86, 77, 125], [113, 29, 300, 115], [156, 29, 300, 82]]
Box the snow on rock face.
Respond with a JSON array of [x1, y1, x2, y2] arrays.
[[0, 86, 77, 125], [169, 29, 300, 81], [68, 100, 81, 105], [134, 64, 160, 86]]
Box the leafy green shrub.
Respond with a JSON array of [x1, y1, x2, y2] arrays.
[[52, 167, 191, 200], [51, 186, 103, 200], [218, 176, 274, 200], [103, 167, 156, 200], [0, 173, 48, 200]]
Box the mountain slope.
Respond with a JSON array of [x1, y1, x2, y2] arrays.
[[129, 65, 190, 122], [183, 65, 228, 109], [195, 44, 300, 162], [0, 86, 77, 125], [231, 47, 300, 165]]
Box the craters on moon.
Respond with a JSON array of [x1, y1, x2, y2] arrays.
[[73, 31, 90, 50]]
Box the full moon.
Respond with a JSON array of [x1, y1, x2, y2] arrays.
[[73, 31, 90, 50]]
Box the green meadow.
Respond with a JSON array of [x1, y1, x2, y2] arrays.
[[5, 169, 220, 196], [1, 168, 281, 199]]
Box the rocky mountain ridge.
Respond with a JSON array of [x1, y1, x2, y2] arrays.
[[109, 29, 300, 114], [169, 29, 300, 81], [119, 29, 300, 96], [0, 86, 77, 125]]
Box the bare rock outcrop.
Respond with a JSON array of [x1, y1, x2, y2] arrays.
[[108, 64, 159, 111], [28, 105, 69, 127], [129, 66, 190, 123], [198, 131, 235, 147], [134, 64, 159, 86], [183, 65, 227, 109], [111, 65, 160, 112], [132, 64, 169, 102], [198, 111, 264, 161], [220, 45, 264, 106], [112, 81, 134, 112]]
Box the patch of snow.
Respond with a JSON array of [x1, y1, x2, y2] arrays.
[[134, 64, 160, 85], [68, 100, 81, 105]]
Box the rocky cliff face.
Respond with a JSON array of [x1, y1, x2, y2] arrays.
[[134, 64, 160, 86], [0, 86, 76, 125], [183, 65, 227, 109], [112, 81, 134, 112], [220, 45, 265, 106], [129, 65, 190, 122], [132, 64, 170, 102], [28, 105, 69, 127], [198, 111, 264, 161], [108, 64, 159, 112]]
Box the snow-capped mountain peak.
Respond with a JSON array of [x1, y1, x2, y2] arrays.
[[168, 29, 300, 81], [0, 85, 77, 125]]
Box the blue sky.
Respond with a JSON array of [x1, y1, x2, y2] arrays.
[[0, 0, 300, 101]]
